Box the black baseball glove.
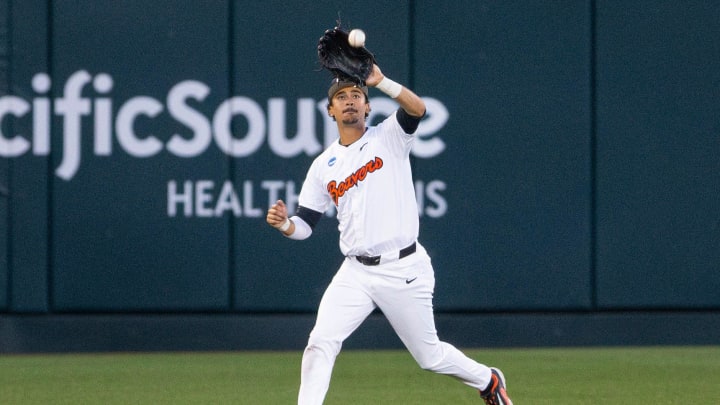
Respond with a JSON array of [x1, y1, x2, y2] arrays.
[[317, 27, 376, 83]]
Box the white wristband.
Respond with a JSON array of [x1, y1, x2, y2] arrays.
[[375, 77, 402, 98], [278, 218, 291, 232]]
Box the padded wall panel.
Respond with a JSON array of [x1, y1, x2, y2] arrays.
[[415, 0, 593, 310], [49, 1, 231, 310], [595, 1, 720, 308]]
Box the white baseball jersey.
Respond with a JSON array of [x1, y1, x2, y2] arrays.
[[298, 111, 418, 257], [296, 109, 496, 405]]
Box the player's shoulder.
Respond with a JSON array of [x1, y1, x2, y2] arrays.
[[317, 140, 342, 159], [371, 110, 413, 138], [308, 142, 340, 171]]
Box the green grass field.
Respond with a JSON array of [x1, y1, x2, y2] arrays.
[[1, 346, 719, 404]]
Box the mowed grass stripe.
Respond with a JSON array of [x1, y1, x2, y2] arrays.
[[1, 347, 718, 404]]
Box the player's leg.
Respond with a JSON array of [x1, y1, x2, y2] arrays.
[[373, 245, 493, 391], [298, 259, 376, 405]]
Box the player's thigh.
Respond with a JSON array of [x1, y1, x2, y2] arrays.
[[375, 259, 439, 358], [310, 260, 376, 341]]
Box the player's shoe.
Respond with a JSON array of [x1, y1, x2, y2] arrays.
[[479, 367, 513, 405]]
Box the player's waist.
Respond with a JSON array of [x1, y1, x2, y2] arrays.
[[350, 241, 417, 266]]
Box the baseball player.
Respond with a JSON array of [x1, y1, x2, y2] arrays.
[[266, 64, 513, 405]]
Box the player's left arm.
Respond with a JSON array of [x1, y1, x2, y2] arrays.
[[366, 64, 426, 118]]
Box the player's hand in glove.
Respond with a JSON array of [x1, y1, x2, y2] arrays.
[[317, 26, 376, 83], [364, 64, 385, 87]]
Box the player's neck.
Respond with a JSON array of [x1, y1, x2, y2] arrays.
[[338, 124, 367, 147]]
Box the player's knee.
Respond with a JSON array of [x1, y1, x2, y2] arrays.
[[409, 343, 446, 371], [413, 351, 444, 371], [416, 359, 444, 373], [305, 337, 342, 361]]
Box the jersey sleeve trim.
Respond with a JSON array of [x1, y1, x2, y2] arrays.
[[296, 205, 323, 229], [396, 108, 424, 134]]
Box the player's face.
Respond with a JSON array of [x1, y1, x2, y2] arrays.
[[329, 88, 369, 125]]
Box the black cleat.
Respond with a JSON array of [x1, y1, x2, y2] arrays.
[[479, 367, 513, 405]]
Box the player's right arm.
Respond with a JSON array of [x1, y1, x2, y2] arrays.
[[266, 200, 322, 240], [267, 199, 295, 235]]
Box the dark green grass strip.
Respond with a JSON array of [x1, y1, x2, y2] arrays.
[[1, 347, 718, 404]]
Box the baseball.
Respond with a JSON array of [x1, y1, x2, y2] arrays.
[[348, 29, 365, 48]]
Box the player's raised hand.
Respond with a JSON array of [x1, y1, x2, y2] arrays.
[[365, 64, 384, 87]]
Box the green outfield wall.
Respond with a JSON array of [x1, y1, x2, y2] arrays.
[[1, 1, 718, 351]]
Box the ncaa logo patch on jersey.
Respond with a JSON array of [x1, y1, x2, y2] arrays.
[[328, 157, 337, 166]]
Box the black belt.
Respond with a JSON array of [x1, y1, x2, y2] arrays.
[[354, 242, 417, 266]]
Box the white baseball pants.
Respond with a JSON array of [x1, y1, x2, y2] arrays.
[[297, 242, 493, 404]]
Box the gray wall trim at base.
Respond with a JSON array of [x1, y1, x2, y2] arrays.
[[1, 311, 718, 354]]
